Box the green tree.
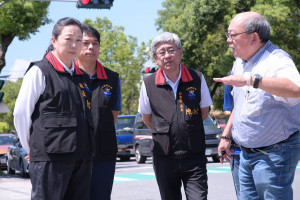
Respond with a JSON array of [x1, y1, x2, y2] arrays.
[[0, 0, 51, 73], [0, 121, 9, 133], [0, 79, 22, 131], [156, 0, 299, 109], [83, 17, 146, 114]]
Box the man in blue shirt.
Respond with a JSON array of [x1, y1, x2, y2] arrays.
[[76, 25, 122, 200], [214, 11, 300, 200]]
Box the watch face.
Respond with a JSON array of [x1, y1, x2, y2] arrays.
[[253, 74, 262, 88]]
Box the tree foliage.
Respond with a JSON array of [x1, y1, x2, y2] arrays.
[[0, 0, 51, 72], [83, 17, 146, 115], [156, 0, 300, 109], [0, 79, 22, 131]]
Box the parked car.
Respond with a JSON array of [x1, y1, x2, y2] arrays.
[[0, 133, 16, 169], [133, 113, 222, 163], [115, 115, 136, 161], [6, 136, 29, 177]]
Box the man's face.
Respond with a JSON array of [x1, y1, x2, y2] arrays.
[[153, 41, 182, 71], [227, 18, 253, 61], [79, 32, 100, 61]]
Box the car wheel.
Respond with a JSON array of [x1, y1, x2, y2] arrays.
[[135, 145, 147, 164], [6, 159, 15, 175], [212, 155, 220, 163], [120, 156, 130, 161], [19, 159, 27, 178]]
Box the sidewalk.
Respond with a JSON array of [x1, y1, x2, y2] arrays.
[[0, 176, 31, 200]]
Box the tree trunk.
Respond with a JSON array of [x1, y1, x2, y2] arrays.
[[0, 33, 15, 73]]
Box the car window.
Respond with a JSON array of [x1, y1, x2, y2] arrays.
[[203, 117, 214, 125], [0, 135, 15, 145], [115, 116, 136, 131], [135, 114, 148, 129]]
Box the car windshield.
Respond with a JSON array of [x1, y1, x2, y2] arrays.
[[116, 116, 136, 131], [0, 136, 15, 145]]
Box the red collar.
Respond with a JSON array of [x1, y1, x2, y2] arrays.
[[45, 52, 83, 75], [155, 63, 193, 85], [74, 60, 108, 79], [95, 61, 108, 80]]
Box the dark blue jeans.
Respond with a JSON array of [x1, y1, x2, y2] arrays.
[[239, 131, 300, 200], [90, 160, 116, 200], [230, 154, 240, 200]]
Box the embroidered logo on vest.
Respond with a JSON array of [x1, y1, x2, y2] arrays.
[[79, 82, 91, 110], [102, 84, 112, 98], [186, 87, 197, 99]]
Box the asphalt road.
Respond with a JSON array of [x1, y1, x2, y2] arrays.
[[1, 158, 300, 200]]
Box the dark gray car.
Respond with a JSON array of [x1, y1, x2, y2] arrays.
[[6, 137, 29, 177], [133, 113, 222, 163]]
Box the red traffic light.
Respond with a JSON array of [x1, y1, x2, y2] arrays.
[[81, 0, 89, 4]]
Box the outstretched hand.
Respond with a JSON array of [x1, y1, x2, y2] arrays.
[[213, 75, 247, 87]]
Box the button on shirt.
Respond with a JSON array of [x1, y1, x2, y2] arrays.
[[139, 66, 213, 114], [231, 41, 300, 148]]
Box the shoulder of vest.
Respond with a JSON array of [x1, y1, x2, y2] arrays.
[[143, 73, 156, 83], [25, 58, 50, 74], [103, 67, 119, 79], [187, 68, 202, 81]]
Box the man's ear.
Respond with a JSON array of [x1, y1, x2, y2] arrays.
[[152, 54, 158, 62], [251, 32, 260, 45]]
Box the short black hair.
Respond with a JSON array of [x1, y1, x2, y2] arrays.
[[82, 24, 100, 44]]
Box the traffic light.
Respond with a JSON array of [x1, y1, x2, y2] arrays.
[[141, 67, 158, 74], [77, 0, 114, 9], [0, 80, 4, 102]]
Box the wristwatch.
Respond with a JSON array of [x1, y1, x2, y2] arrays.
[[253, 74, 262, 89]]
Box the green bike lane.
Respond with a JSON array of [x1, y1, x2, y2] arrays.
[[113, 164, 300, 183]]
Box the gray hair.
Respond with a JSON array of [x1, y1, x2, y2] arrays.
[[151, 32, 181, 55], [243, 16, 270, 43]]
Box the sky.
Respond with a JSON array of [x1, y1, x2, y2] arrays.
[[0, 0, 163, 80]]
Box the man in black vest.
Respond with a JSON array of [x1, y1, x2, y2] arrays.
[[139, 32, 213, 200], [76, 25, 121, 200]]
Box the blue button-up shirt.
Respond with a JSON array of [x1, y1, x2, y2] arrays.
[[231, 41, 300, 148]]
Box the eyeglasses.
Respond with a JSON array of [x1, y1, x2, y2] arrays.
[[225, 31, 250, 40], [155, 48, 178, 57]]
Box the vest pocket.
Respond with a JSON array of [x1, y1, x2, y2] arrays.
[[151, 120, 170, 155], [187, 124, 205, 153], [43, 114, 77, 153]]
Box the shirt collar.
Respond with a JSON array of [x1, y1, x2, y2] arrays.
[[74, 60, 108, 79], [46, 51, 78, 75], [246, 40, 271, 66], [155, 63, 193, 85], [163, 66, 182, 86]]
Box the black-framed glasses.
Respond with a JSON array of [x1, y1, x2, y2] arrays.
[[225, 31, 249, 40], [155, 48, 179, 57]]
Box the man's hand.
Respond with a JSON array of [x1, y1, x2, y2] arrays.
[[218, 138, 233, 164], [25, 155, 30, 163], [213, 75, 247, 87]]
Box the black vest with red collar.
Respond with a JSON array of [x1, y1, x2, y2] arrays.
[[143, 64, 206, 157], [29, 52, 94, 161], [76, 60, 119, 161]]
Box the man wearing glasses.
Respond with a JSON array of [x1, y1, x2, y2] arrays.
[[214, 12, 300, 200], [138, 32, 212, 200]]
